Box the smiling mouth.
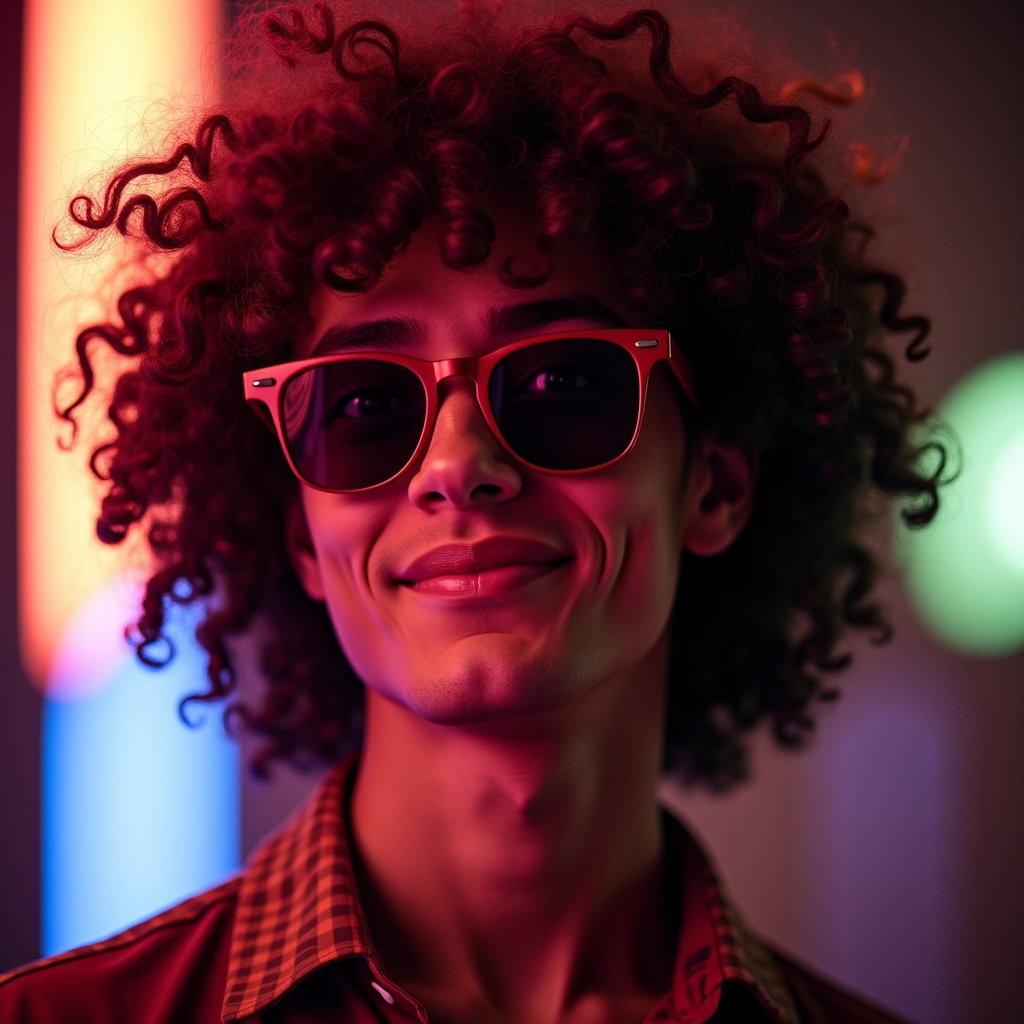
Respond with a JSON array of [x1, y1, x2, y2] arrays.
[[395, 538, 573, 598], [402, 561, 570, 598]]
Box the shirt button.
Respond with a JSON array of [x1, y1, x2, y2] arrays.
[[370, 980, 396, 1005]]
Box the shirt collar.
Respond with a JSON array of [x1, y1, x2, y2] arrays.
[[222, 755, 799, 1024], [222, 754, 372, 1020], [656, 813, 800, 1024]]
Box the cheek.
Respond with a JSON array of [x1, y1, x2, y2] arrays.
[[629, 367, 688, 494], [563, 432, 688, 667], [599, 472, 686, 622], [608, 383, 690, 626], [299, 492, 403, 676]]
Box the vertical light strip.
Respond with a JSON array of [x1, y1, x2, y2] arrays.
[[19, 0, 235, 954]]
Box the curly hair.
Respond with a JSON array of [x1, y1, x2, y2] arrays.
[[56, 0, 945, 790]]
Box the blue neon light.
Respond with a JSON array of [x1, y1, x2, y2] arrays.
[[42, 597, 239, 956]]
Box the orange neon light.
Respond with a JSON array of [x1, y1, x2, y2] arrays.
[[19, 0, 222, 688]]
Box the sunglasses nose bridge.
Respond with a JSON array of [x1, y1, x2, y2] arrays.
[[432, 356, 480, 383]]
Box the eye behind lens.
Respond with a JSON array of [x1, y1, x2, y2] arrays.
[[284, 359, 427, 490], [491, 339, 639, 470]]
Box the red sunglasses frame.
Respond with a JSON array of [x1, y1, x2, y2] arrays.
[[242, 328, 697, 493]]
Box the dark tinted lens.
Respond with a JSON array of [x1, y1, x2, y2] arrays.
[[281, 360, 426, 490], [489, 339, 639, 470]]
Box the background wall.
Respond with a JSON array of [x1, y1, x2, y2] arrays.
[[2, 0, 1021, 1021], [0, 0, 38, 978]]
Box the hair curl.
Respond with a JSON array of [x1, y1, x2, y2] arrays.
[[57, 0, 945, 790]]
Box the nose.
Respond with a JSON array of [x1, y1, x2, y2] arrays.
[[407, 378, 522, 510]]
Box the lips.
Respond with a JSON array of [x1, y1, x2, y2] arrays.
[[396, 537, 572, 597]]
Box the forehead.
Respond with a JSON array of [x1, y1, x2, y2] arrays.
[[302, 210, 638, 360]]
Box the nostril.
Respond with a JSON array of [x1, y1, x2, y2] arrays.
[[471, 483, 504, 499]]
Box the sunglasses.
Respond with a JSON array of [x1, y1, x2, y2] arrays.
[[242, 328, 697, 493]]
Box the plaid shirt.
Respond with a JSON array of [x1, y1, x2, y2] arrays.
[[0, 754, 909, 1023]]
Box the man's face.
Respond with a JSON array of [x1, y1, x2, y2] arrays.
[[289, 213, 707, 729]]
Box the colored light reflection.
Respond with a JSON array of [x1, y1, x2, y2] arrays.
[[42, 584, 239, 955], [896, 351, 1024, 656]]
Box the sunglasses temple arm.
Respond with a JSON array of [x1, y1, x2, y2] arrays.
[[669, 354, 698, 407]]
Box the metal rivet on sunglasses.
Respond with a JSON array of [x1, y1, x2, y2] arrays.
[[251, 377, 277, 387], [634, 339, 659, 349]]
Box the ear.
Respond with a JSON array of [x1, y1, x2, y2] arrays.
[[285, 493, 326, 602], [682, 437, 758, 557]]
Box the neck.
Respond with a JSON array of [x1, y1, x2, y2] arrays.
[[349, 636, 677, 1023]]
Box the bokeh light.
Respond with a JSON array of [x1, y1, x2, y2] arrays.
[[896, 351, 1024, 656]]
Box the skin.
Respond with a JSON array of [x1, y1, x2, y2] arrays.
[[286, 210, 755, 1024]]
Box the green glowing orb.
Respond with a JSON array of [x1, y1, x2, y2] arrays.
[[895, 350, 1024, 657]]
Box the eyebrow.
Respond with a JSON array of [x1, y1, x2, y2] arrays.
[[309, 293, 628, 357], [487, 294, 628, 336], [311, 318, 425, 357]]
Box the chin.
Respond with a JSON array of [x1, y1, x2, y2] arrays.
[[397, 650, 585, 727]]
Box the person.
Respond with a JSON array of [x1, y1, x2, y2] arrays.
[[0, 1, 943, 1021]]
